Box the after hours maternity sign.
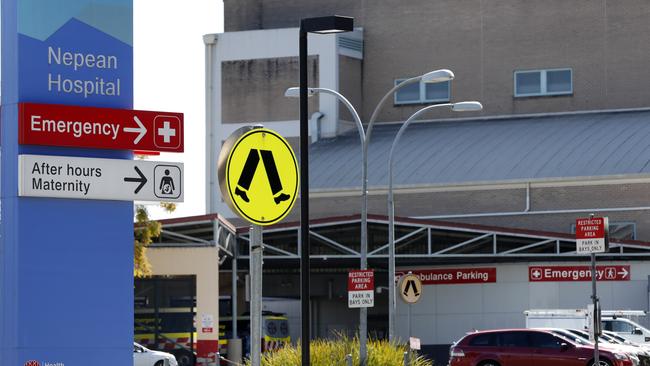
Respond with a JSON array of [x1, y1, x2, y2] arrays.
[[19, 154, 183, 202]]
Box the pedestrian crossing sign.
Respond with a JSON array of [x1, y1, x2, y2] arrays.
[[399, 273, 422, 304], [218, 126, 299, 226]]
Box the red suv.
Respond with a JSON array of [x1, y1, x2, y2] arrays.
[[448, 329, 633, 366]]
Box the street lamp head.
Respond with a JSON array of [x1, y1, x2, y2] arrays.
[[301, 15, 354, 34], [451, 101, 483, 112], [284, 87, 317, 98], [421, 69, 455, 83]]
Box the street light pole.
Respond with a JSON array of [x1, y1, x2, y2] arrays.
[[298, 23, 310, 366], [288, 86, 369, 362], [298, 16, 353, 366], [360, 70, 453, 358], [387, 102, 483, 342], [288, 70, 455, 356], [364, 69, 455, 342]]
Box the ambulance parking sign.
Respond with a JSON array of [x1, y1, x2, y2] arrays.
[[218, 126, 299, 226]]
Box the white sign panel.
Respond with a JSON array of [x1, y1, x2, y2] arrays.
[[19, 154, 183, 202], [201, 314, 214, 328], [348, 290, 374, 308], [409, 337, 421, 350]]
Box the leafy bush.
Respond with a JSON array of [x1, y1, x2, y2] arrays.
[[247, 334, 433, 366]]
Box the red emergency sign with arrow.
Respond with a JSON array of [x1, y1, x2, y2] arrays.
[[529, 265, 630, 282], [19, 103, 184, 152]]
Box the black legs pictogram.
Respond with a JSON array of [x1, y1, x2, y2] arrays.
[[235, 149, 290, 204], [403, 279, 420, 297], [260, 150, 290, 204], [235, 149, 259, 202]]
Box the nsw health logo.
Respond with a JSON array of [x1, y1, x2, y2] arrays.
[[24, 360, 64, 366]]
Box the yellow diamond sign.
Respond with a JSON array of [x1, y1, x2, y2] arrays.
[[218, 127, 299, 226]]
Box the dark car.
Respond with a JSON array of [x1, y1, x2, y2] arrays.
[[449, 328, 633, 366]]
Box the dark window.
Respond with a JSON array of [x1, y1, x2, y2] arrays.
[[514, 68, 572, 97], [469, 333, 497, 347], [531, 332, 563, 349], [395, 81, 420, 103], [515, 72, 541, 95], [394, 79, 451, 104], [425, 82, 449, 101], [609, 320, 635, 333], [602, 321, 613, 332], [498, 331, 530, 347], [547, 69, 572, 93]]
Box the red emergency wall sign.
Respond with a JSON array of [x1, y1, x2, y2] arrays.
[[529, 265, 630, 282], [348, 269, 374, 308], [19, 102, 184, 152], [397, 267, 497, 285]]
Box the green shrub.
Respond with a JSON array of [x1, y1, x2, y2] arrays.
[[247, 334, 434, 366]]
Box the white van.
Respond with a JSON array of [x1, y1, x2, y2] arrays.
[[525, 309, 590, 330], [525, 309, 650, 344], [602, 311, 650, 344]]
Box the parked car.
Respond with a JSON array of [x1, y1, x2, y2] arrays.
[[134, 342, 179, 366], [449, 328, 634, 366], [543, 328, 644, 366]]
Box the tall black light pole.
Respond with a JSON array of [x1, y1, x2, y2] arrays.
[[299, 15, 353, 366]]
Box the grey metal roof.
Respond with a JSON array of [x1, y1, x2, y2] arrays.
[[309, 110, 650, 190]]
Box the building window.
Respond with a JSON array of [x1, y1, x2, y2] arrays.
[[514, 68, 572, 97], [394, 79, 450, 105]]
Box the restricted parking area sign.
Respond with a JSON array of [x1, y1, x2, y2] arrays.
[[348, 270, 374, 308], [576, 217, 609, 254]]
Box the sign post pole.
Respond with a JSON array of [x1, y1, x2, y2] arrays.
[[399, 271, 422, 342], [250, 224, 263, 366], [408, 303, 412, 338], [575, 213, 609, 366], [1, 1, 140, 364], [217, 126, 298, 366], [591, 250, 600, 366]]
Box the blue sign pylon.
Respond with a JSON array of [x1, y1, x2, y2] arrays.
[[1, 1, 134, 365]]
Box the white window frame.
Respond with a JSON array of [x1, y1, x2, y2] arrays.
[[394, 78, 450, 105], [514, 68, 573, 97]]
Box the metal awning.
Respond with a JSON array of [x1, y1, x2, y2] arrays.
[[152, 214, 650, 270]]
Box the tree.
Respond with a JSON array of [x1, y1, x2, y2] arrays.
[[134, 203, 176, 277]]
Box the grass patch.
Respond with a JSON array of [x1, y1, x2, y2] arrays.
[[247, 333, 433, 366]]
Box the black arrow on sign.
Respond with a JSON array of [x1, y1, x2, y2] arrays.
[[124, 166, 147, 194]]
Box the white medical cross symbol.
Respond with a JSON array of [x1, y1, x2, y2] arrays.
[[158, 121, 176, 143]]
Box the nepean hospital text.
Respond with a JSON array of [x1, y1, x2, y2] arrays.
[[47, 46, 121, 98]]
